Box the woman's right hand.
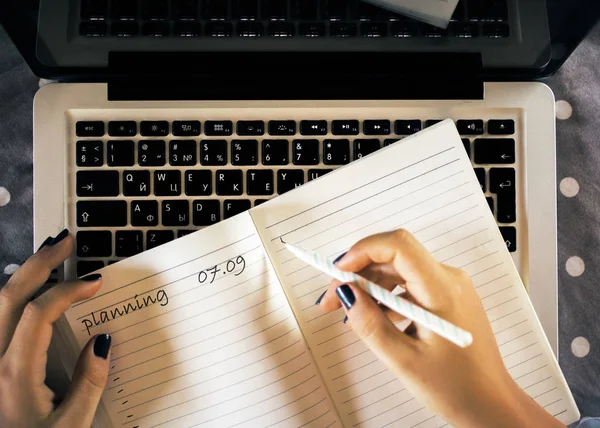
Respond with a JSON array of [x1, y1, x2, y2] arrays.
[[318, 229, 564, 428]]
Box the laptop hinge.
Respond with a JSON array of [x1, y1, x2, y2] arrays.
[[108, 52, 483, 101]]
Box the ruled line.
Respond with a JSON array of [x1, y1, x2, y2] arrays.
[[342, 379, 398, 404], [348, 388, 404, 415], [353, 397, 415, 427], [494, 319, 528, 336], [469, 262, 503, 278], [458, 250, 499, 268], [543, 398, 562, 409], [498, 331, 533, 348], [332, 359, 378, 382], [321, 338, 362, 358], [419, 216, 484, 244], [429, 228, 488, 254], [515, 365, 546, 383], [523, 375, 552, 390], [505, 352, 542, 370], [501, 341, 538, 359], [261, 397, 328, 428], [482, 285, 515, 302], [382, 405, 426, 428], [336, 368, 388, 393], [317, 329, 353, 346], [475, 273, 509, 289]]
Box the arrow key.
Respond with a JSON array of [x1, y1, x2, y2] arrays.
[[489, 167, 515, 193], [474, 138, 515, 164], [499, 226, 517, 252], [76, 231, 112, 257]]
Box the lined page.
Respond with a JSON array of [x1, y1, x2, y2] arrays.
[[251, 120, 579, 428], [62, 212, 340, 428]]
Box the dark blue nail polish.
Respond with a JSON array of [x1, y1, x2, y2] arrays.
[[49, 228, 69, 246], [333, 252, 347, 265], [94, 334, 111, 359], [315, 290, 327, 305], [343, 315, 348, 324], [36, 236, 53, 252], [336, 284, 355, 310], [81, 273, 102, 282]]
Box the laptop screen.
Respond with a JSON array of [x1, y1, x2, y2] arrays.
[[1, 0, 599, 82]]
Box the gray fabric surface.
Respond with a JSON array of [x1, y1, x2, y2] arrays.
[[0, 22, 599, 421]]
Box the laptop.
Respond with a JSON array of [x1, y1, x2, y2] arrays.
[[1, 0, 599, 368]]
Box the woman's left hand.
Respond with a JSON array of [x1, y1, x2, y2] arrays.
[[0, 229, 111, 428]]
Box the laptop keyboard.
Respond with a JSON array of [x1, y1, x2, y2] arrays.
[[79, 0, 510, 38], [73, 117, 517, 277]]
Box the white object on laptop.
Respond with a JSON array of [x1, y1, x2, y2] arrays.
[[364, 0, 460, 29]]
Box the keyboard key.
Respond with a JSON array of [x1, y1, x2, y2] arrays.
[[108, 121, 136, 137], [395, 120, 421, 135], [147, 230, 174, 249], [423, 24, 448, 37], [391, 21, 418, 37], [205, 120, 233, 136], [474, 168, 486, 192], [123, 170, 151, 196], [363, 120, 390, 135], [116, 231, 143, 257], [451, 0, 465, 20], [185, 170, 212, 196], [332, 120, 359, 135], [300, 120, 327, 136], [330, 22, 357, 37], [76, 140, 103, 167], [200, 140, 227, 165], [269, 120, 296, 136], [384, 138, 399, 146], [224, 200, 251, 219], [474, 138, 515, 164], [216, 170, 243, 195], [233, 0, 258, 19], [174, 22, 202, 36], [323, 139, 350, 165], [237, 22, 263, 37], [77, 201, 127, 227], [107, 140, 135, 166], [262, 140, 289, 165], [358, 2, 388, 20], [489, 168, 515, 194], [299, 22, 326, 37], [483, 23, 509, 38], [131, 200, 159, 226], [173, 0, 198, 20], [462, 138, 471, 158], [170, 140, 197, 166], [499, 226, 517, 252], [293, 139, 319, 165], [162, 200, 190, 226], [308, 169, 333, 181], [487, 119, 515, 135], [80, 22, 107, 36], [323, 0, 347, 20], [486, 197, 494, 214], [193, 200, 220, 225], [469, 0, 507, 21], [361, 22, 387, 37], [268, 22, 294, 37], [142, 0, 169, 20], [450, 22, 478, 37], [354, 139, 380, 160], [76, 121, 104, 137], [77, 261, 105, 277], [178, 230, 195, 238], [277, 169, 304, 194], [76, 171, 119, 197], [262, 0, 287, 19], [425, 119, 442, 128], [112, 0, 138, 20], [456, 119, 484, 135], [293, 0, 318, 20], [202, 0, 228, 19], [231, 140, 259, 165], [247, 170, 274, 195], [141, 121, 169, 136], [206, 22, 233, 36], [142, 22, 170, 36], [154, 170, 182, 196], [76, 231, 112, 257], [173, 120, 201, 136], [254, 199, 269, 206], [138, 140, 166, 166], [81, 0, 108, 20], [237, 120, 265, 136]]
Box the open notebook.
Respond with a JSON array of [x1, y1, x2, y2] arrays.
[[56, 120, 579, 428]]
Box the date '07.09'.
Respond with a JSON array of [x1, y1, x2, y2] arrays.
[[198, 255, 246, 284]]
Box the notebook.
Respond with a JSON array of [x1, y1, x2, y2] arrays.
[[56, 119, 579, 428]]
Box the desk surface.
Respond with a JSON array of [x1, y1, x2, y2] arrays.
[[0, 22, 599, 423]]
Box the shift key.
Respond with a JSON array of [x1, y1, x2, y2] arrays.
[[77, 201, 127, 227]]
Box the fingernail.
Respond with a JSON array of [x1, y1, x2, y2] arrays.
[[94, 334, 111, 359], [336, 284, 355, 310], [36, 236, 53, 252], [333, 252, 347, 265], [315, 290, 327, 305], [49, 228, 69, 246], [343, 315, 348, 324], [81, 273, 102, 282]]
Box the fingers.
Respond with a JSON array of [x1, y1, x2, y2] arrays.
[[5, 275, 102, 374], [0, 229, 73, 355], [335, 283, 419, 369], [51, 334, 111, 428]]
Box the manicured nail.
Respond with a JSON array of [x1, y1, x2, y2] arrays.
[[94, 334, 111, 359], [315, 290, 327, 305], [81, 273, 102, 282], [49, 228, 69, 246], [343, 315, 348, 324], [336, 284, 355, 310], [333, 252, 347, 265], [36, 236, 53, 252]]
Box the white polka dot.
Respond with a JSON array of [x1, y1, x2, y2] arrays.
[[3, 264, 20, 275], [560, 177, 580, 198], [566, 256, 585, 277], [555, 100, 573, 120], [0, 187, 10, 206], [571, 336, 590, 358]]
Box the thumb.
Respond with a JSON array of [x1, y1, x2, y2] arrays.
[[336, 284, 420, 371], [53, 334, 111, 427]]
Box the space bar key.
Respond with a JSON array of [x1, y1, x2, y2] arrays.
[[77, 201, 128, 227]]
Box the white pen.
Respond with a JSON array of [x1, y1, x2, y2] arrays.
[[284, 241, 473, 348]]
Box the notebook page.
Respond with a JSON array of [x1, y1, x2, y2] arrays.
[[62, 212, 340, 428], [251, 120, 579, 427]]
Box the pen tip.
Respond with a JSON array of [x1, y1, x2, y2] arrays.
[[280, 237, 286, 244]]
